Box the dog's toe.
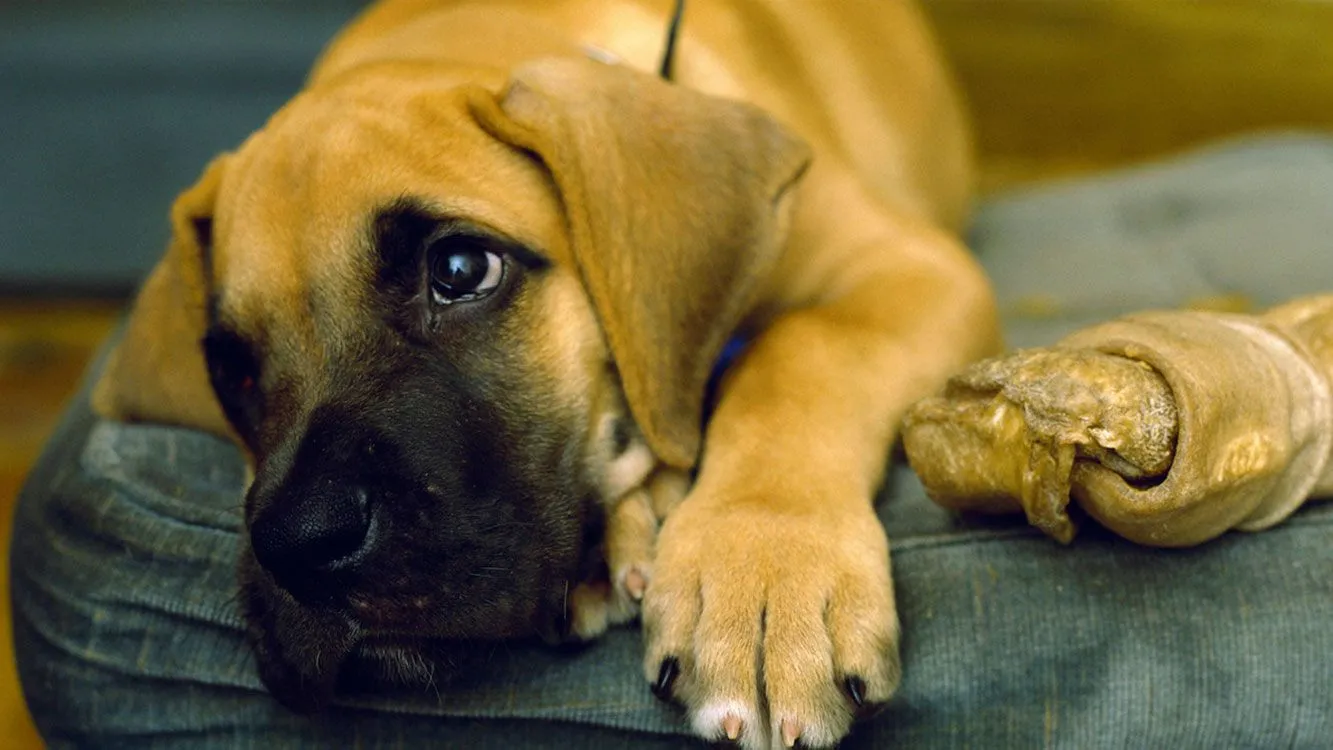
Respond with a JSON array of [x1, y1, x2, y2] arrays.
[[567, 580, 613, 640], [641, 562, 700, 704], [569, 481, 674, 641], [687, 585, 766, 746], [827, 571, 902, 714], [761, 580, 846, 748], [644, 492, 900, 749], [622, 566, 648, 600], [605, 487, 659, 620]]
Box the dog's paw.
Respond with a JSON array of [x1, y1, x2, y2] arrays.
[[643, 487, 899, 749], [568, 469, 690, 640], [568, 489, 655, 639]]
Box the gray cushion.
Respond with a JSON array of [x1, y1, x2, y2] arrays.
[[15, 135, 1333, 748], [974, 132, 1333, 346]]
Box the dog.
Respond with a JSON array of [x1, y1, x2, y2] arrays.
[[92, 0, 1000, 746]]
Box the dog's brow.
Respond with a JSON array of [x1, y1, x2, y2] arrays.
[[371, 199, 550, 284], [373, 199, 440, 279], [191, 216, 222, 328]]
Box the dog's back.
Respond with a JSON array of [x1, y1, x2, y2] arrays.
[[311, 0, 973, 229]]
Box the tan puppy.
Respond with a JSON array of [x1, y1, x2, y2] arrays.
[[93, 1, 999, 747]]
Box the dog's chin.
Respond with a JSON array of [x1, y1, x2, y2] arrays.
[[239, 553, 583, 713], [241, 572, 358, 713]]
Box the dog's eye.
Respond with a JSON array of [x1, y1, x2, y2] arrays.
[[428, 238, 505, 305], [202, 327, 264, 445]]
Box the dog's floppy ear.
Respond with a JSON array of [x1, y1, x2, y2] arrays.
[[469, 59, 810, 468], [92, 155, 235, 440]]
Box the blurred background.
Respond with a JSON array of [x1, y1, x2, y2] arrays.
[[1, 0, 1331, 745]]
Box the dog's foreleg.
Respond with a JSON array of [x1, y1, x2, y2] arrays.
[[643, 168, 999, 749]]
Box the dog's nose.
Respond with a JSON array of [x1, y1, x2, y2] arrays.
[[250, 482, 373, 594]]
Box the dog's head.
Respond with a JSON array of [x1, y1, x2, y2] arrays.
[[93, 58, 807, 710]]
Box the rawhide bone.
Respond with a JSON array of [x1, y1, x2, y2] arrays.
[[902, 295, 1333, 546]]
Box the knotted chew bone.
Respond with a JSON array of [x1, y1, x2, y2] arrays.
[[903, 295, 1333, 546]]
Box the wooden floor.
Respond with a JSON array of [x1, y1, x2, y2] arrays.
[[2, 1, 1332, 746]]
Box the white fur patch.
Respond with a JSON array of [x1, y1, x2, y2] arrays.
[[598, 413, 656, 500], [773, 714, 842, 750], [581, 44, 624, 66], [603, 440, 655, 500], [691, 699, 762, 747]]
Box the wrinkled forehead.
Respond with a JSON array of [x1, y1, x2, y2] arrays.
[[203, 75, 568, 360]]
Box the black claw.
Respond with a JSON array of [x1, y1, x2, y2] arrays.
[[652, 657, 680, 701], [845, 675, 888, 720], [845, 675, 866, 708]]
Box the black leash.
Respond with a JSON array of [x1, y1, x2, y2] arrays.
[[658, 0, 686, 81]]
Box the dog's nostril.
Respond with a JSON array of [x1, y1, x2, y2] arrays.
[[250, 483, 374, 586]]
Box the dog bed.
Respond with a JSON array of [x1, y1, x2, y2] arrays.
[[14, 133, 1333, 748]]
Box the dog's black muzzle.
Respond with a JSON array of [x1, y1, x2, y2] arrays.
[[238, 396, 602, 711]]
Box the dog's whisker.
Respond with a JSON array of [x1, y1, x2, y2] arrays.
[[427, 671, 442, 704], [472, 521, 537, 534], [562, 579, 570, 626]]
